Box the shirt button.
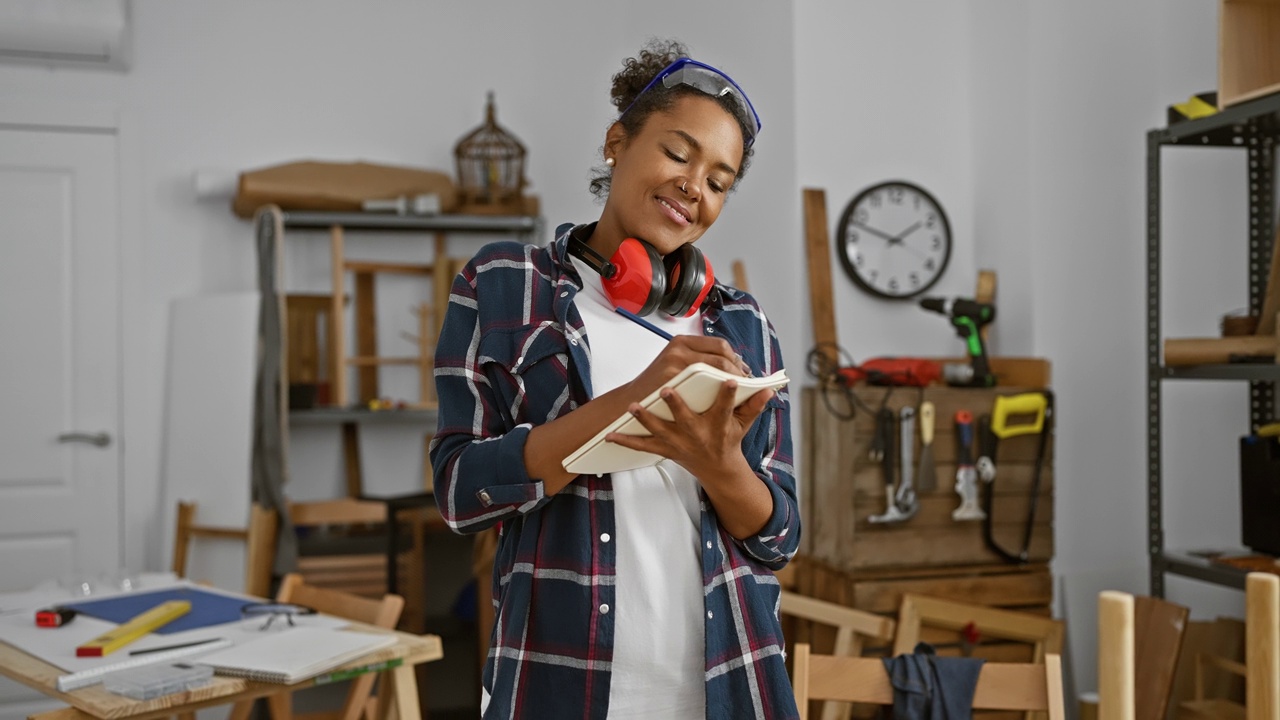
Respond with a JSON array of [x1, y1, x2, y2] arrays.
[[560, 291, 568, 297], [599, 604, 610, 614], [478, 490, 492, 504], [571, 338, 578, 345], [600, 533, 611, 543], [706, 541, 712, 549], [515, 356, 525, 365], [707, 611, 714, 620]]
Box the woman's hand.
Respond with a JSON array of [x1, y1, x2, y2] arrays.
[[606, 375, 776, 538], [625, 335, 748, 401]]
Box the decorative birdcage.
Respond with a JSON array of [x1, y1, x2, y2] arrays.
[[454, 92, 527, 207]]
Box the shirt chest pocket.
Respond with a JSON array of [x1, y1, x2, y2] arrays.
[[478, 323, 573, 426]]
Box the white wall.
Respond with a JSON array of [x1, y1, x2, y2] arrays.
[[0, 0, 801, 573], [794, 1, 978, 358]]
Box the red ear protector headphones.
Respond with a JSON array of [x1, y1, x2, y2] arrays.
[[568, 228, 716, 318]]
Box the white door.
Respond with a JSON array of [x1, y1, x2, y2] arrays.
[[0, 127, 121, 716]]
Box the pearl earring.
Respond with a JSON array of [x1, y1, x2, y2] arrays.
[[605, 157, 615, 167]]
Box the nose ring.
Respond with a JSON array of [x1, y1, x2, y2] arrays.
[[680, 181, 688, 193]]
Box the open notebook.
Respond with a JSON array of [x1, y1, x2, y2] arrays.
[[197, 627, 396, 684], [562, 362, 788, 475]]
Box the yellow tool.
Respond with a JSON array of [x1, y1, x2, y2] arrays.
[[1257, 422, 1280, 438], [75, 600, 191, 657], [977, 391, 1054, 564], [990, 392, 1048, 438]]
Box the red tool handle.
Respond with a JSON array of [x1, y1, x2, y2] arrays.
[[36, 608, 76, 628]]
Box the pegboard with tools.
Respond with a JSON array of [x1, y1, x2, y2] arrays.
[[799, 381, 1054, 574]]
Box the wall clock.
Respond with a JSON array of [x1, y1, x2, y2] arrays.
[[835, 181, 952, 300]]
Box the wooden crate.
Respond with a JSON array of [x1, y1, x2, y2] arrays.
[[800, 384, 1054, 572], [1219, 0, 1280, 107]]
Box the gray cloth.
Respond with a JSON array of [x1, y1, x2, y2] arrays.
[[881, 642, 984, 720], [251, 207, 297, 575]]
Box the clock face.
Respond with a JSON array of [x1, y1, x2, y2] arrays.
[[835, 181, 952, 300]]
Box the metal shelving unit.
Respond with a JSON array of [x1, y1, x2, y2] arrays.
[[1147, 92, 1280, 597]]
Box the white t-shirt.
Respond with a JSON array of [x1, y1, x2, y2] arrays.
[[572, 255, 707, 720]]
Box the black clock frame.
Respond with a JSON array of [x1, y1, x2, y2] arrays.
[[834, 180, 952, 300]]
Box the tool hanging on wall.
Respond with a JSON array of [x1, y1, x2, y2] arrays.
[[975, 391, 1053, 564], [869, 408, 916, 524], [895, 407, 918, 516], [920, 297, 997, 387], [805, 344, 933, 421], [951, 410, 985, 521], [916, 401, 937, 493], [836, 357, 941, 388]]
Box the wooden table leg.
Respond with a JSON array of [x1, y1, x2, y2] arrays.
[[375, 664, 421, 720]]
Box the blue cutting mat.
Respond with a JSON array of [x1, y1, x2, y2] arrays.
[[64, 586, 249, 634]]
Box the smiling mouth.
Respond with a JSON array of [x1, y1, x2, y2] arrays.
[[657, 197, 691, 223]]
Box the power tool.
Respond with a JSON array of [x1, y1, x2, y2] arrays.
[[919, 297, 997, 387]]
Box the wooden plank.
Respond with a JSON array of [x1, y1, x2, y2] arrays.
[[732, 259, 749, 292], [1132, 595, 1189, 720], [346, 356, 419, 366], [894, 593, 1063, 658], [1246, 573, 1279, 720], [354, 271, 377, 404], [330, 225, 348, 407], [343, 261, 433, 275], [807, 384, 851, 566], [803, 188, 839, 365], [1099, 591, 1136, 720], [290, 498, 386, 525], [823, 560, 1051, 583], [780, 592, 895, 641], [853, 568, 1053, 614], [847, 524, 1053, 571], [244, 504, 277, 599], [342, 423, 363, 498], [976, 270, 997, 346], [285, 295, 325, 383]]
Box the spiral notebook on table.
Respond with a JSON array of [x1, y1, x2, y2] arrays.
[[562, 362, 788, 475], [197, 627, 396, 683]]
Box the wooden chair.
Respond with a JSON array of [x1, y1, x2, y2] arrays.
[[779, 591, 895, 720], [1172, 573, 1280, 720], [892, 592, 1064, 662], [790, 642, 1066, 720], [228, 572, 406, 720], [171, 501, 277, 597]]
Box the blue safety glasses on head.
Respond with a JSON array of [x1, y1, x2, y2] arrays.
[[620, 58, 762, 147]]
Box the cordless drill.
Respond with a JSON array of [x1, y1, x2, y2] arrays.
[[919, 297, 997, 387]]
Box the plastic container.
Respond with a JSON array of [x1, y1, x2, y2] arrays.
[[103, 662, 214, 700]]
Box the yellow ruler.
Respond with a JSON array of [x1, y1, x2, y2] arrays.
[[75, 600, 192, 657]]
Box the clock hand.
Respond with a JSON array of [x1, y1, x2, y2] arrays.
[[851, 221, 897, 243], [893, 240, 929, 264], [891, 221, 923, 243]]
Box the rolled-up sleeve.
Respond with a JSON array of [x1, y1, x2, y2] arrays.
[[429, 258, 551, 534], [734, 320, 801, 569]]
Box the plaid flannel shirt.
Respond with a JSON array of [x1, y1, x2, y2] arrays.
[[430, 223, 801, 720]]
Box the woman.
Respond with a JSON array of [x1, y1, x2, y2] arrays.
[[431, 39, 800, 720]]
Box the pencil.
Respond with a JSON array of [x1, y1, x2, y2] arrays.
[[614, 306, 674, 341]]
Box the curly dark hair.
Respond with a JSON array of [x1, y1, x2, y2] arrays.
[[588, 38, 756, 199]]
